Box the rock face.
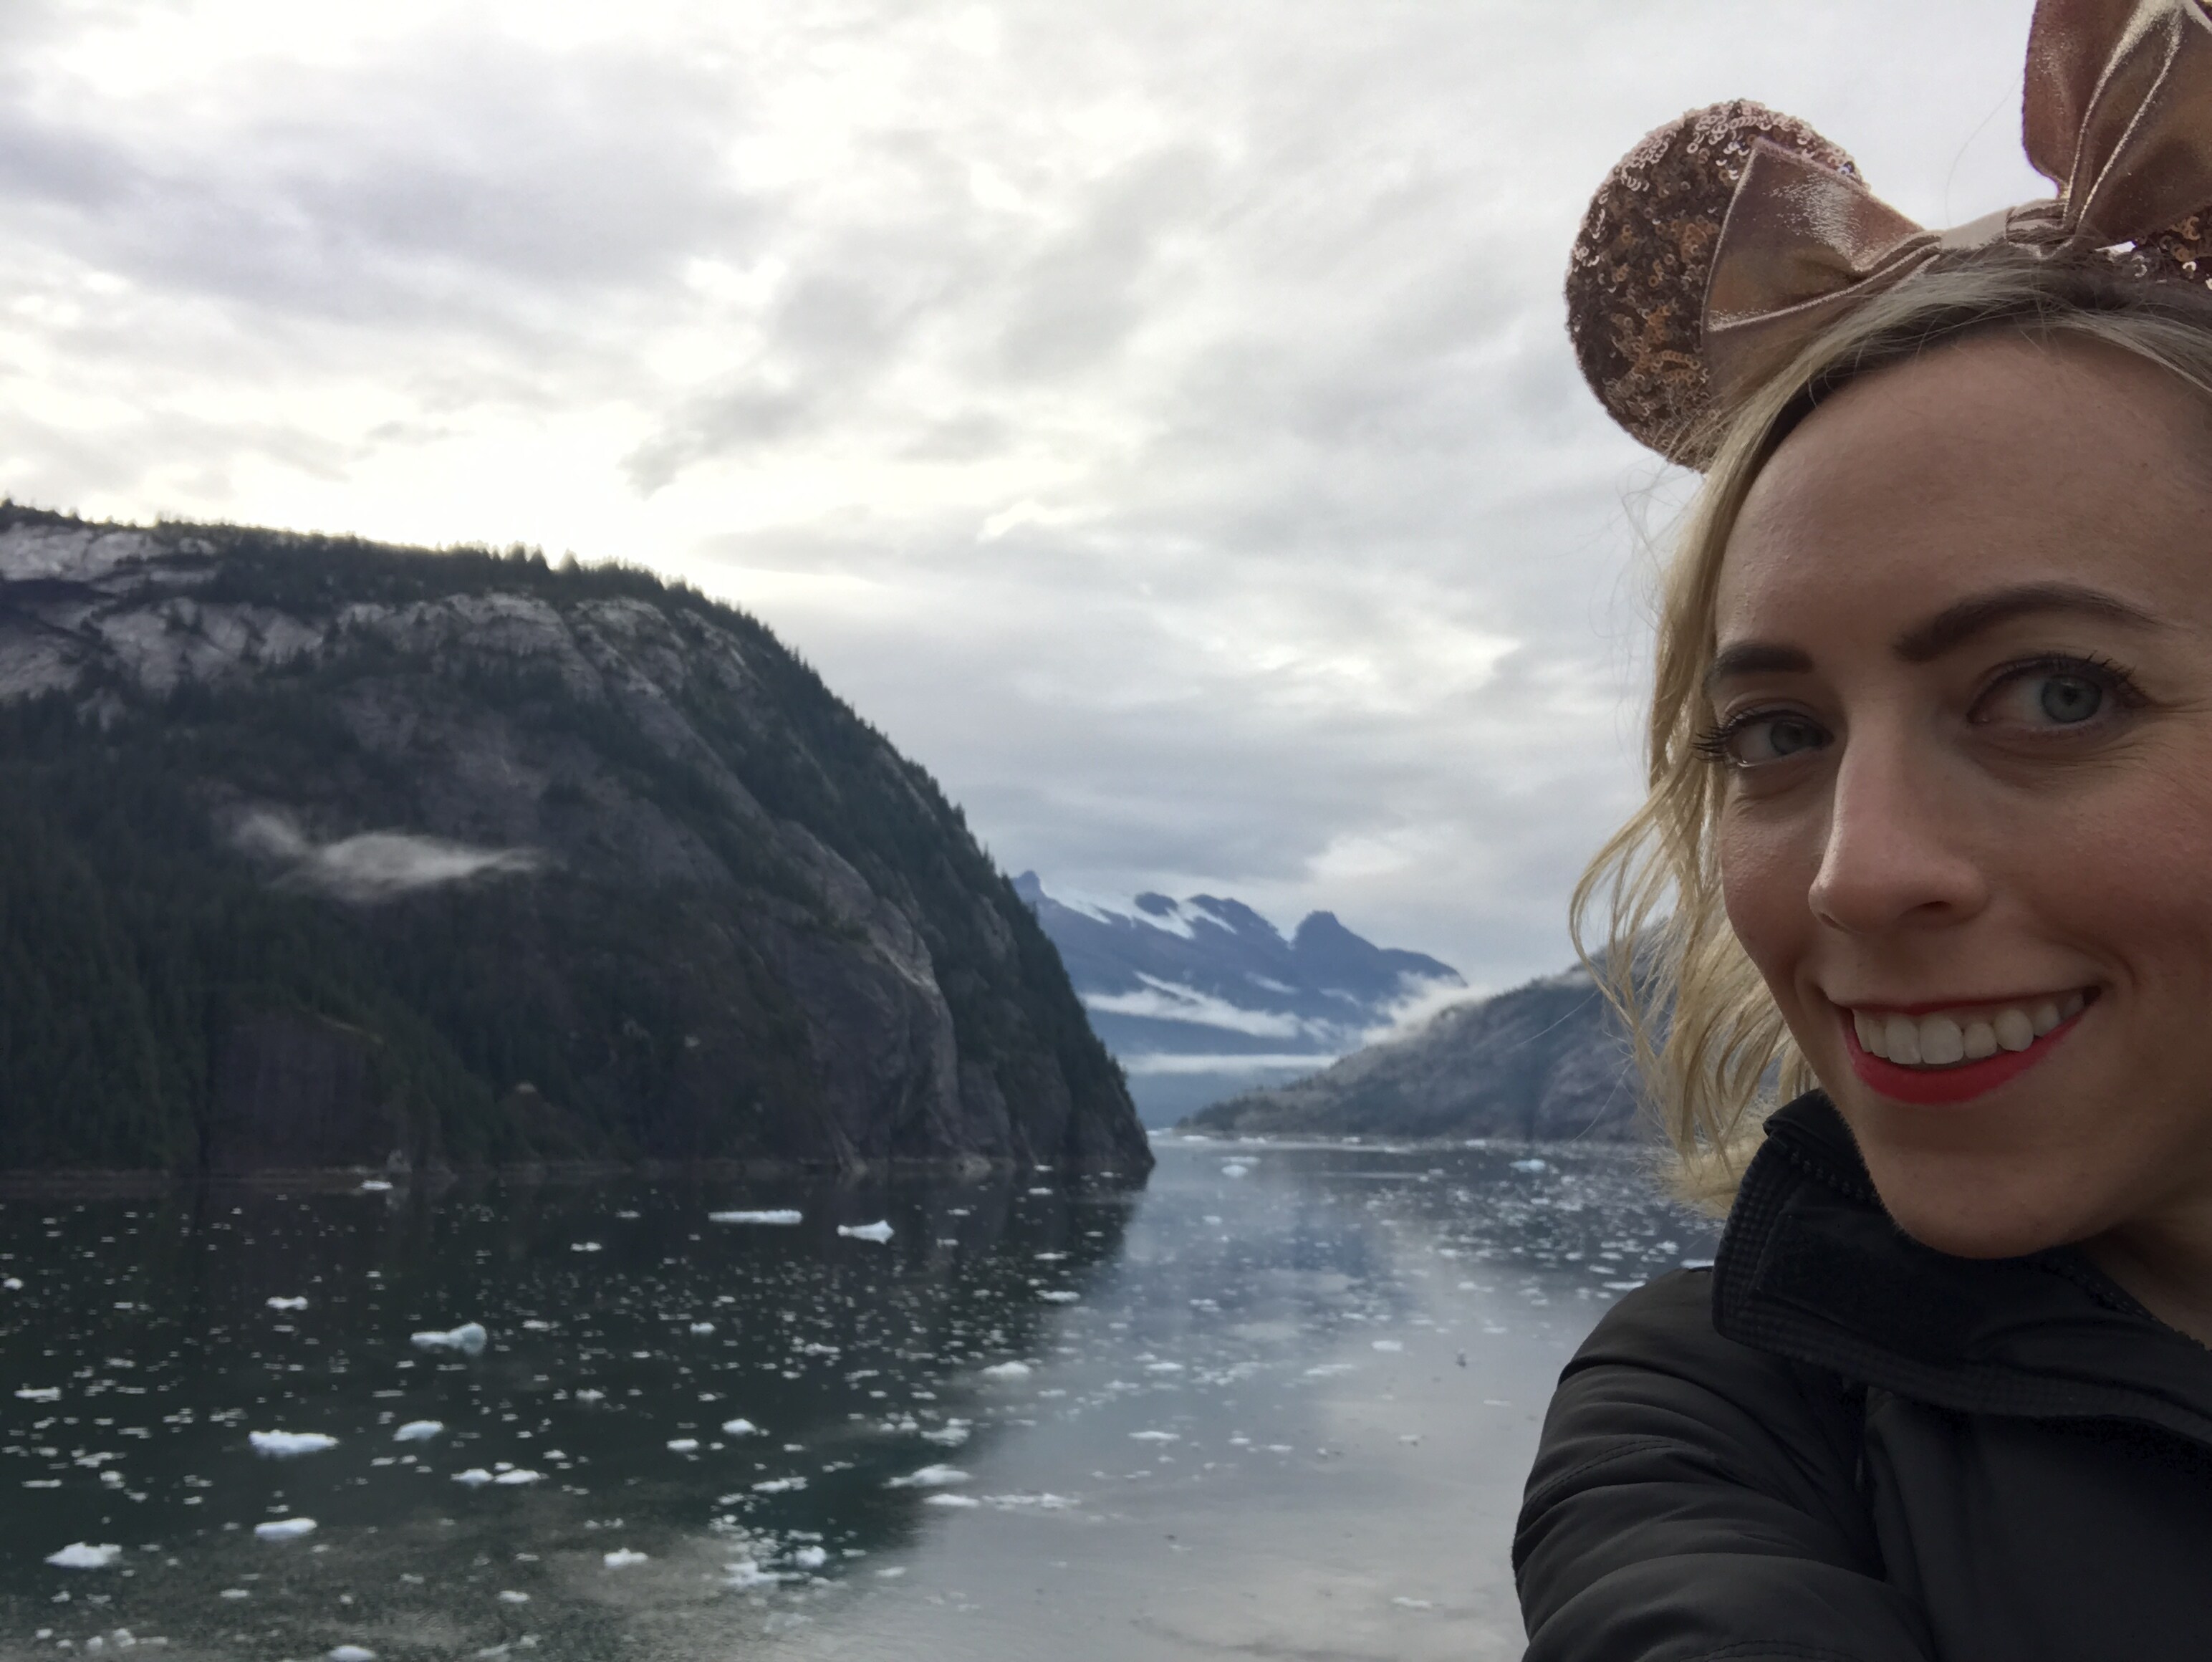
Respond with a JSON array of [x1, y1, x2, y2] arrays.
[[0, 507, 1149, 1176], [1178, 965, 1647, 1142]]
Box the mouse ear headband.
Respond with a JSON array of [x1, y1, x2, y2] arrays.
[[1567, 0, 2212, 466]]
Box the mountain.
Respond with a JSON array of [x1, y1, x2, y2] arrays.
[[0, 506, 1150, 1178], [1178, 963, 1646, 1142], [1014, 873, 1463, 1124]]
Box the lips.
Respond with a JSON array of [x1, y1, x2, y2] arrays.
[[1839, 995, 2089, 1105]]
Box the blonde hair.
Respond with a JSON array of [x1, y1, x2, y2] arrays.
[[1572, 251, 2212, 1209]]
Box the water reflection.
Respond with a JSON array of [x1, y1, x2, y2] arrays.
[[0, 1138, 1713, 1661]]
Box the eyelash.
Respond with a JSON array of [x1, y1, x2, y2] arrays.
[[1689, 651, 2148, 768]]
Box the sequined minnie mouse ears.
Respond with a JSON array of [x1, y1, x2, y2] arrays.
[[1565, 0, 2212, 467]]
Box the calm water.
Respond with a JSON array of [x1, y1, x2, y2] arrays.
[[0, 1136, 1714, 1662]]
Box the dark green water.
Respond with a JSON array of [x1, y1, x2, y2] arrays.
[[0, 1137, 1712, 1661]]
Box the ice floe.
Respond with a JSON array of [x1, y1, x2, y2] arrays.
[[254, 1518, 318, 1540], [885, 1464, 970, 1488], [837, 1221, 894, 1244], [45, 1544, 121, 1570], [16, 1386, 60, 1402], [411, 1322, 488, 1355], [720, 1418, 761, 1436], [452, 1469, 494, 1488], [266, 1297, 309, 1311], [393, 1421, 443, 1442], [603, 1549, 649, 1568], [980, 1361, 1031, 1380], [709, 1210, 802, 1226], [250, 1431, 338, 1457]]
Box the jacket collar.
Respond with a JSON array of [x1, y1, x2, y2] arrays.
[[1713, 1092, 2212, 1444]]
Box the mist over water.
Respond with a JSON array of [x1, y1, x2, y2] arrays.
[[0, 1139, 1713, 1661]]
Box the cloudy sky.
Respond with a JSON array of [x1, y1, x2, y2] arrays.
[[0, 0, 2051, 990]]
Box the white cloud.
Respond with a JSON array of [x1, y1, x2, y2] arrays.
[[231, 810, 542, 903], [0, 0, 2049, 985], [1080, 977, 1310, 1042]]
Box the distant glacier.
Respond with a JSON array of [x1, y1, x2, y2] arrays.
[[1014, 873, 1464, 1125]]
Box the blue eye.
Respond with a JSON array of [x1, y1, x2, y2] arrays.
[[1708, 711, 1830, 767], [2036, 673, 2102, 724]]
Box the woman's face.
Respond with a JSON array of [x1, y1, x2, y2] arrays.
[[1713, 332, 2212, 1260]]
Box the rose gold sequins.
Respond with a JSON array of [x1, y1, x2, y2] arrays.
[[1564, 102, 1858, 465]]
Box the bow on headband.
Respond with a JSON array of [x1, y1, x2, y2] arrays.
[[1566, 0, 2212, 462]]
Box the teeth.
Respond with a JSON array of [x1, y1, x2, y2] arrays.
[[1884, 1015, 1921, 1065], [1848, 993, 2089, 1069], [1918, 1017, 1965, 1066]]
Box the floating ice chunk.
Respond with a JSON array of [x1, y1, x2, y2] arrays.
[[572, 1241, 601, 1252], [751, 1476, 806, 1494], [1510, 1158, 1547, 1173], [837, 1221, 894, 1244], [46, 1544, 121, 1570], [709, 1210, 802, 1226], [1038, 1291, 1079, 1304], [1145, 1361, 1183, 1373], [1303, 1363, 1357, 1378], [254, 1518, 317, 1541], [452, 1469, 494, 1487], [920, 1424, 970, 1446], [603, 1549, 648, 1569], [1682, 1258, 1716, 1270], [266, 1297, 309, 1312], [887, 1464, 970, 1488], [720, 1418, 761, 1437], [1220, 1163, 1251, 1178], [980, 1361, 1030, 1380], [358, 1181, 393, 1193], [924, 1494, 981, 1507], [1130, 1431, 1179, 1443], [1, 1277, 19, 1289], [790, 1546, 828, 1570], [497, 1590, 530, 1604], [250, 1431, 338, 1458], [688, 1322, 715, 1336], [1372, 1340, 1405, 1353], [1392, 1596, 1435, 1609], [394, 1421, 443, 1443], [725, 1560, 786, 1588], [667, 1439, 699, 1454], [412, 1323, 488, 1355], [330, 1647, 378, 1662], [16, 1386, 60, 1403], [493, 1469, 542, 1486], [574, 1390, 605, 1404]]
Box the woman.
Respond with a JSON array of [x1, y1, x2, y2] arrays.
[[1518, 4, 2212, 1657]]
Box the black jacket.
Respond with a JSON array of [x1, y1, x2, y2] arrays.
[[1514, 1092, 2212, 1661]]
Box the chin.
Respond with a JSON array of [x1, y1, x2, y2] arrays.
[[1856, 1153, 2097, 1261]]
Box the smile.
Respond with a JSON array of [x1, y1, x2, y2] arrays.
[[1839, 990, 2092, 1106]]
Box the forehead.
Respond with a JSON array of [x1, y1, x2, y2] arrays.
[[1716, 333, 2212, 642]]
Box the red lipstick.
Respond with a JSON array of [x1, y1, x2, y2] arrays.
[[1841, 1005, 2085, 1105]]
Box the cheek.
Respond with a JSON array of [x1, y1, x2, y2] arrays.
[[1713, 804, 1822, 984]]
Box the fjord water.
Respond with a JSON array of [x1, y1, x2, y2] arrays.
[[0, 1139, 1712, 1661]]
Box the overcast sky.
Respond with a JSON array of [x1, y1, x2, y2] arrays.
[[0, 0, 2051, 990]]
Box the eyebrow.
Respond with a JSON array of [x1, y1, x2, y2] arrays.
[[1890, 581, 2163, 663], [1706, 582, 2165, 691]]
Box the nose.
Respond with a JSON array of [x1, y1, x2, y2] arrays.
[[1807, 727, 1989, 935]]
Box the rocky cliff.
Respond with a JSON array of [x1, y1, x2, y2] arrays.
[[0, 506, 1150, 1177], [1178, 964, 1646, 1142]]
